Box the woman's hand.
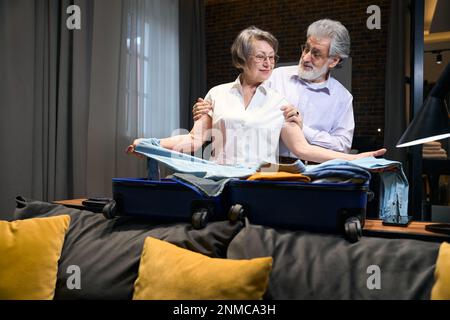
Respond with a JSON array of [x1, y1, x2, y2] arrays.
[[280, 104, 302, 128], [352, 148, 387, 160], [125, 138, 145, 158], [193, 98, 213, 121]]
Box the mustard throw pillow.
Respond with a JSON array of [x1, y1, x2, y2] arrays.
[[0, 215, 70, 299], [431, 242, 450, 300], [133, 237, 273, 300]]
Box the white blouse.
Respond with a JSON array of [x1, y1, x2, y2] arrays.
[[204, 76, 287, 166]]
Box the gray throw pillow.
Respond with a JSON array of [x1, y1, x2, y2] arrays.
[[227, 219, 439, 300]]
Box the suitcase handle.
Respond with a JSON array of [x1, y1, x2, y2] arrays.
[[82, 198, 112, 208]]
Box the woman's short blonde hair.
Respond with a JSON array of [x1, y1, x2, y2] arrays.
[[231, 26, 279, 71]]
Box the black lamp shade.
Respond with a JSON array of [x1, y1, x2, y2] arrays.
[[396, 96, 450, 147], [397, 62, 450, 148]]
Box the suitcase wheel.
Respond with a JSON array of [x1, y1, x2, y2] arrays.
[[228, 204, 245, 223], [191, 209, 209, 229], [102, 200, 117, 219], [344, 217, 362, 243]]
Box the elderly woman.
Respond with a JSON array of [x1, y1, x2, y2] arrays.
[[127, 26, 385, 166]]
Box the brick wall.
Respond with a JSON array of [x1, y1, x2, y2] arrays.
[[204, 0, 390, 148]]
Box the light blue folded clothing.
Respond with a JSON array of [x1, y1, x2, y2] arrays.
[[134, 139, 407, 219], [289, 157, 408, 219], [349, 157, 409, 219], [134, 138, 258, 180], [301, 161, 372, 181]]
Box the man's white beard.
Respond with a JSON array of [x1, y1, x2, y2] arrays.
[[298, 58, 330, 82]]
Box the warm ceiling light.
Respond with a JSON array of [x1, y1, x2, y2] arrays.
[[425, 31, 450, 44], [424, 0, 438, 36]]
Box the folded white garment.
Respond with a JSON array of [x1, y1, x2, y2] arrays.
[[423, 146, 442, 151], [423, 141, 442, 147], [423, 154, 448, 159], [423, 148, 447, 155]]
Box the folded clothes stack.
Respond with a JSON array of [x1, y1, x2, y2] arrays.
[[422, 141, 448, 159]]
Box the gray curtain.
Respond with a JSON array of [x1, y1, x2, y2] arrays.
[[178, 0, 207, 130], [383, 0, 408, 164], [0, 0, 95, 219], [0, 0, 139, 219], [85, 0, 140, 196]]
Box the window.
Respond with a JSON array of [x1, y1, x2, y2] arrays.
[[124, 0, 179, 139]]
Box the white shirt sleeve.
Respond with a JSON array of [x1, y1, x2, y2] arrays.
[[302, 96, 354, 153], [204, 88, 214, 118]]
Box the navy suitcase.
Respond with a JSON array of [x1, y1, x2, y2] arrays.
[[227, 180, 370, 242], [104, 177, 234, 229], [104, 160, 370, 240]]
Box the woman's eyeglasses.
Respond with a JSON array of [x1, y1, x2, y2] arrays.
[[251, 54, 279, 64]]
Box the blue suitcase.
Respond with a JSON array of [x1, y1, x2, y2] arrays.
[[104, 177, 233, 229], [104, 178, 369, 240], [104, 159, 370, 240], [227, 180, 370, 242]]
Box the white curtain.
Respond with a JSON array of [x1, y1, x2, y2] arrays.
[[86, 0, 179, 197], [124, 0, 180, 139]]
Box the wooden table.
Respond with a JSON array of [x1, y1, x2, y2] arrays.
[[53, 199, 450, 241], [363, 219, 450, 241], [53, 199, 87, 210]]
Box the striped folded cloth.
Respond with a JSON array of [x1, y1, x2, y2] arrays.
[[423, 153, 448, 159], [423, 148, 447, 155], [424, 141, 442, 147], [422, 141, 448, 159]]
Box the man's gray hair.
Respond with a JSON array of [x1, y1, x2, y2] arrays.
[[307, 19, 350, 67], [231, 26, 278, 71]]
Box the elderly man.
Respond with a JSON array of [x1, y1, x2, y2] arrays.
[[271, 19, 354, 163]]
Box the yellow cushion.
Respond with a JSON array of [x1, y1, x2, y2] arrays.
[[431, 242, 450, 300], [0, 215, 70, 299], [133, 237, 272, 300]]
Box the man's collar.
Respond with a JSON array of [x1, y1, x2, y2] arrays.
[[291, 70, 332, 95]]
